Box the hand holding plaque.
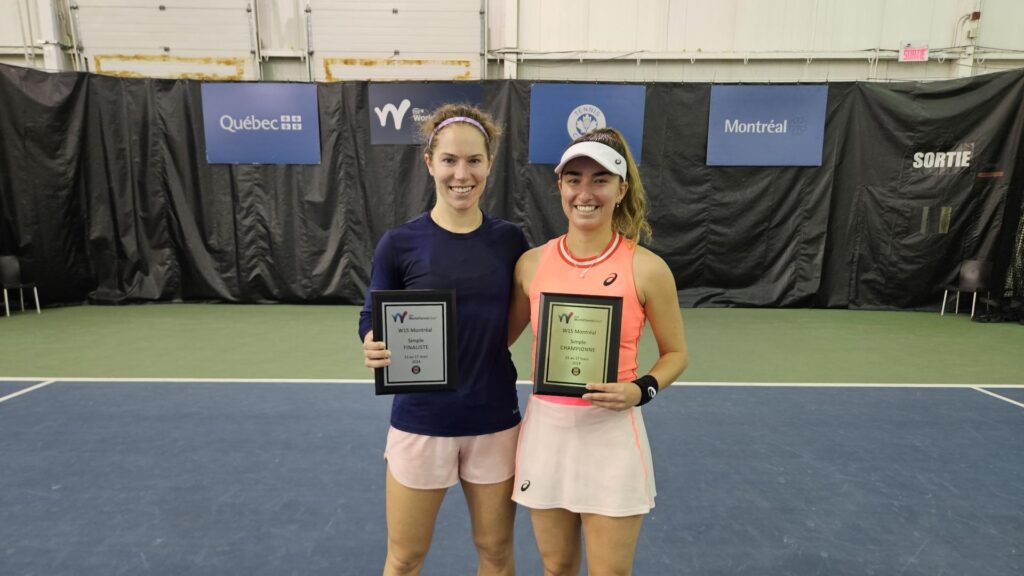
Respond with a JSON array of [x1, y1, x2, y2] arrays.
[[533, 292, 622, 397], [371, 290, 459, 395]]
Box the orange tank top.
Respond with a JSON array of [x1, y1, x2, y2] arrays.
[[528, 233, 647, 406]]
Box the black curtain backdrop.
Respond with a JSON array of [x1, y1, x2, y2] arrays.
[[1, 63, 1022, 309]]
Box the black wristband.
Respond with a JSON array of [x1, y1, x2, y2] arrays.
[[633, 375, 659, 406]]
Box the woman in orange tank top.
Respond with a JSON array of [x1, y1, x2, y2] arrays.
[[509, 128, 689, 575]]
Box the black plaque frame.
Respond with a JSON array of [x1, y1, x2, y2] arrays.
[[534, 292, 622, 397], [371, 289, 458, 395]]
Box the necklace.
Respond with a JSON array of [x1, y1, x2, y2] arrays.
[[559, 233, 621, 278]]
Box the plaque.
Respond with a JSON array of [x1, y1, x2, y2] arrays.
[[371, 289, 458, 395], [534, 292, 621, 397]]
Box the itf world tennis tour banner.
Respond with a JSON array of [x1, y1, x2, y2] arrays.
[[528, 83, 646, 165], [368, 83, 483, 145], [706, 85, 828, 166], [201, 83, 321, 164]]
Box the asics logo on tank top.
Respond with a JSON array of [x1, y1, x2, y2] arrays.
[[520, 480, 531, 492], [603, 273, 618, 286]]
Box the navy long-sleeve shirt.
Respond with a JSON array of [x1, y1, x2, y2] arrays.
[[359, 212, 529, 436]]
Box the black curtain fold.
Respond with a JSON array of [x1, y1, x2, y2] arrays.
[[1, 63, 1022, 309], [822, 72, 1024, 309]]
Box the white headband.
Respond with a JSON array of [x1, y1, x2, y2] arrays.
[[553, 141, 628, 179]]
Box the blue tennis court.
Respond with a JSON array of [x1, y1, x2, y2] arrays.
[[2, 379, 1020, 575]]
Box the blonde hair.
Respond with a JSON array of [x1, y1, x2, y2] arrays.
[[419, 103, 502, 160], [562, 128, 651, 244]]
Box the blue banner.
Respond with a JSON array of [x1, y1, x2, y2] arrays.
[[528, 84, 646, 165], [706, 85, 828, 166], [368, 83, 483, 145], [201, 83, 320, 165]]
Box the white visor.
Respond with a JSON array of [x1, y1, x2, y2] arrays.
[[553, 141, 628, 179]]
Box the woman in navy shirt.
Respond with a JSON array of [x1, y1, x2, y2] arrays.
[[360, 103, 528, 576]]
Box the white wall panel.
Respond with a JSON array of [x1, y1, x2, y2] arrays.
[[519, 0, 582, 51], [635, 0, 669, 51], [0, 0, 32, 46], [514, 0, 985, 54], [679, 0, 736, 52], [586, 0, 639, 52], [2, 0, 1020, 81], [0, 0, 41, 63], [496, 0, 1021, 82], [311, 9, 477, 53], [77, 12, 251, 50], [72, 0, 255, 78], [73, 1, 251, 50], [819, 0, 887, 51], [0, 55, 25, 67], [975, 0, 1024, 53], [732, 0, 815, 52], [257, 0, 304, 54], [513, 57, 974, 83], [308, 0, 482, 81]]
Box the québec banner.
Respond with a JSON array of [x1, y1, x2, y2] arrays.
[[528, 83, 646, 165], [706, 85, 828, 166], [368, 83, 483, 145], [201, 83, 321, 164]]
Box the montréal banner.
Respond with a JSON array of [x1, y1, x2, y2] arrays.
[[706, 85, 828, 166]]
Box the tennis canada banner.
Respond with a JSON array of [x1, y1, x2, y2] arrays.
[[528, 83, 646, 165]]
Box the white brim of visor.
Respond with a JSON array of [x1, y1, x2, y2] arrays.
[[553, 141, 628, 179]]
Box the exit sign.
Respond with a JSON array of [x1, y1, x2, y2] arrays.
[[898, 43, 929, 62]]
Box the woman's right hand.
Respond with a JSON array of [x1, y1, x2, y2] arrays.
[[363, 332, 391, 369]]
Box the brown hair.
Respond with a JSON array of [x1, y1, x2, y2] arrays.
[[420, 103, 502, 160], [562, 128, 651, 244]]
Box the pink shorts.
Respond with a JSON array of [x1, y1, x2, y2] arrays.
[[384, 424, 520, 490]]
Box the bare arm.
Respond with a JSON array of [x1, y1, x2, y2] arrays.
[[508, 247, 541, 347], [584, 246, 688, 410], [634, 247, 688, 389]]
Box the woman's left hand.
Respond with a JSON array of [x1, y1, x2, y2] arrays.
[[582, 381, 640, 411]]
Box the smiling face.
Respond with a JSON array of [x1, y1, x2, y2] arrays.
[[557, 156, 627, 233], [424, 123, 492, 215]]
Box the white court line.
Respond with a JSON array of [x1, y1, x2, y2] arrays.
[[0, 377, 1021, 388], [0, 377, 372, 384], [0, 380, 56, 405], [668, 381, 1024, 388], [530, 381, 1024, 389], [972, 387, 1024, 409]]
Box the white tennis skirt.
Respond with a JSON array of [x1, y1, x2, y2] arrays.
[[512, 395, 656, 517]]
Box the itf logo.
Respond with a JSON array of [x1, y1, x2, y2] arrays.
[[567, 104, 606, 139], [557, 312, 574, 324], [391, 311, 409, 323]]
